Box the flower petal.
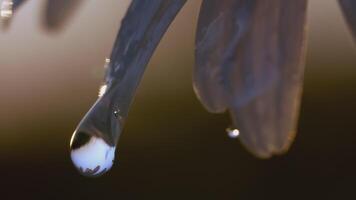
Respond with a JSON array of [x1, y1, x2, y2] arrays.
[[195, 0, 308, 158]]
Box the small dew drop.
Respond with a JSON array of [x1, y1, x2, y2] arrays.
[[226, 127, 240, 138], [113, 109, 120, 118]]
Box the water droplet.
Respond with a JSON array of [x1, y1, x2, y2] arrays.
[[1, 0, 13, 19], [226, 127, 240, 138], [113, 109, 120, 118], [70, 84, 124, 177], [70, 131, 115, 177]]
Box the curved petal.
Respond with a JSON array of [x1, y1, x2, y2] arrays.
[[195, 1, 255, 113], [195, 0, 308, 158], [70, 0, 186, 176]]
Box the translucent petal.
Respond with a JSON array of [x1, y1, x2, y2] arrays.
[[195, 0, 308, 158]]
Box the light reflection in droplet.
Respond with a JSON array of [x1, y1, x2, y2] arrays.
[[70, 133, 115, 177], [113, 109, 120, 118], [226, 128, 240, 138]]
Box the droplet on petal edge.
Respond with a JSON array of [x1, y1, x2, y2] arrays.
[[113, 109, 120, 118], [70, 132, 116, 177], [226, 127, 240, 138]]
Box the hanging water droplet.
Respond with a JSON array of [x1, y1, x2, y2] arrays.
[[1, 0, 13, 19], [113, 109, 120, 118], [226, 127, 240, 138], [70, 131, 116, 177]]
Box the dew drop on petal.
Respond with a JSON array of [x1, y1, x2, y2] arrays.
[[113, 109, 120, 118], [70, 132, 116, 177], [226, 127, 240, 138]]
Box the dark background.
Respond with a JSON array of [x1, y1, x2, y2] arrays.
[[0, 0, 355, 199]]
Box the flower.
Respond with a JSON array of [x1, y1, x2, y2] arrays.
[[2, 0, 355, 176]]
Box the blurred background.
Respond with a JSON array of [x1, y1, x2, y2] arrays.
[[0, 0, 355, 199]]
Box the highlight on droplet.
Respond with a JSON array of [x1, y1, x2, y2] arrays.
[[226, 128, 240, 138], [70, 131, 115, 177], [0, 0, 13, 19]]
